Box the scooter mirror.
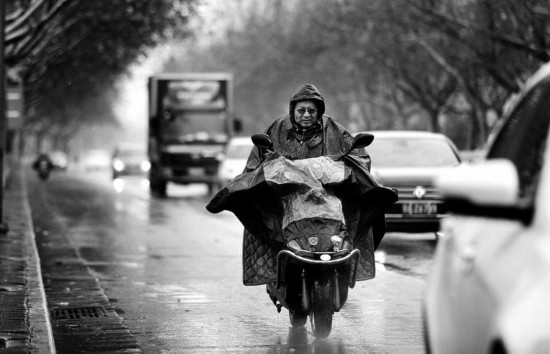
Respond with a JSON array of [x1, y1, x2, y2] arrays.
[[251, 134, 274, 151], [352, 133, 374, 149]]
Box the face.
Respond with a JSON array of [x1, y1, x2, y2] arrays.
[[293, 100, 319, 128]]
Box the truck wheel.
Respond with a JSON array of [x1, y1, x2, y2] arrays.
[[150, 178, 167, 197], [310, 277, 333, 338], [149, 165, 167, 197], [157, 180, 167, 196]]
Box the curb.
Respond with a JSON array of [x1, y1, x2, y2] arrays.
[[0, 163, 56, 352]]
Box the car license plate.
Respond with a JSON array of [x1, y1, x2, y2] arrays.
[[188, 167, 204, 176], [402, 202, 437, 215]]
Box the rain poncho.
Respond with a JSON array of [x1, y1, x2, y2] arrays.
[[207, 85, 397, 285]]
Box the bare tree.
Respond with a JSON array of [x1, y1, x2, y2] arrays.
[[5, 0, 200, 146], [154, 0, 550, 148]]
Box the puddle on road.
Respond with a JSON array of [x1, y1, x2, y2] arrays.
[[133, 282, 210, 304]]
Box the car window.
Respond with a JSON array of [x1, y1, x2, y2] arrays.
[[87, 150, 110, 159], [368, 137, 460, 168], [487, 77, 550, 203], [226, 143, 252, 159]]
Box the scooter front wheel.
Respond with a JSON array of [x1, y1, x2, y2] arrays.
[[289, 310, 307, 327], [310, 277, 333, 338]]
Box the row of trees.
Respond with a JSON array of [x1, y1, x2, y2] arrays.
[[3, 0, 549, 151], [5, 0, 200, 152], [166, 0, 550, 149]]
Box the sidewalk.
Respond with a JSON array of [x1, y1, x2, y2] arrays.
[[0, 163, 55, 352]]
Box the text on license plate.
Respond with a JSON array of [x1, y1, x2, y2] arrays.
[[188, 167, 204, 176], [402, 202, 437, 215]]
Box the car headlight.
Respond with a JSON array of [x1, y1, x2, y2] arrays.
[[141, 160, 151, 172], [113, 159, 124, 171]]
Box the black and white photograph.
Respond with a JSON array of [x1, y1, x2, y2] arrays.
[[1, 1, 549, 353]]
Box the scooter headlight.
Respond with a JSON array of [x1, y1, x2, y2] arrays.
[[330, 235, 344, 251]]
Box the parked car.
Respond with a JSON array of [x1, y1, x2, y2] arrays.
[[361, 130, 461, 235], [424, 62, 550, 354], [217, 136, 253, 186], [111, 144, 150, 179]]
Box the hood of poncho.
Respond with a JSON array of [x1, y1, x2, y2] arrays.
[[289, 84, 326, 132]]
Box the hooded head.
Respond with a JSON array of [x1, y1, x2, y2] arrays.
[[289, 84, 326, 123]]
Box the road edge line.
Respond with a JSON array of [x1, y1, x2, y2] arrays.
[[19, 165, 57, 353]]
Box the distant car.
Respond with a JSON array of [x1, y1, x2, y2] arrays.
[[81, 149, 111, 171], [424, 62, 550, 354], [111, 145, 150, 179], [218, 136, 254, 186], [50, 151, 69, 170], [361, 130, 462, 235]]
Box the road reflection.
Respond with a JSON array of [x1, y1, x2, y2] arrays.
[[28, 169, 427, 352], [112, 176, 150, 193], [268, 326, 347, 353]]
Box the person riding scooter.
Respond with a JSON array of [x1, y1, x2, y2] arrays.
[[33, 153, 54, 180], [206, 84, 398, 337], [208, 84, 395, 285]]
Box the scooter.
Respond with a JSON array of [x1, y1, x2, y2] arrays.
[[33, 156, 53, 181], [252, 133, 395, 338], [266, 222, 360, 338], [207, 133, 397, 338]]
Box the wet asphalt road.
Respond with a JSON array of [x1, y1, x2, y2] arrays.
[[26, 168, 434, 353]]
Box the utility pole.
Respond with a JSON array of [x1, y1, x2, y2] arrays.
[[0, 0, 8, 232]]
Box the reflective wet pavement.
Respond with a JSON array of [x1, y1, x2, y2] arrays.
[[0, 165, 53, 352], [20, 168, 432, 353], [27, 171, 141, 353]]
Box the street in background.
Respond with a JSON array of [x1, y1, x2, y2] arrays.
[[27, 166, 429, 353]]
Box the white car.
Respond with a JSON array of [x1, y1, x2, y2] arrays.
[[111, 144, 150, 179], [424, 62, 550, 353], [363, 130, 461, 235], [218, 136, 254, 186]]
